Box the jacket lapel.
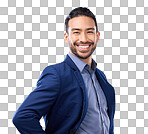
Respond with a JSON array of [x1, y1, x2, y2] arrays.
[[64, 54, 88, 129], [64, 54, 86, 89], [95, 69, 115, 119]]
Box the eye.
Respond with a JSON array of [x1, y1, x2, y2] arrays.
[[73, 32, 80, 34], [73, 32, 80, 35], [87, 31, 94, 34]]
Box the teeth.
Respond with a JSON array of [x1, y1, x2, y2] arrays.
[[78, 45, 89, 48]]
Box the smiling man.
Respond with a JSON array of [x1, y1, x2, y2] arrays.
[[13, 7, 115, 134], [64, 15, 99, 67]]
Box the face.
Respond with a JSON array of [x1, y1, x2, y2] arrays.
[[64, 16, 100, 60]]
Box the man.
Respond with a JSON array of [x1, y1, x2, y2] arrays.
[[13, 7, 115, 134]]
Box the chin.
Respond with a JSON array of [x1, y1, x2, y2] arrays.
[[76, 52, 92, 59]]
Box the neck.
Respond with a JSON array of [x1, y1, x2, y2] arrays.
[[70, 51, 92, 67]]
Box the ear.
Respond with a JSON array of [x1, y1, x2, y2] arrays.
[[64, 32, 69, 44], [96, 31, 100, 43]]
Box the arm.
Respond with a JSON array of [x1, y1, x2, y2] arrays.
[[12, 66, 60, 134]]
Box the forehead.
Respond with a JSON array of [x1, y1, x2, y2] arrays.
[[68, 16, 95, 30]]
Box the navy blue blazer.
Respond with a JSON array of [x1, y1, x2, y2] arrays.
[[13, 54, 115, 134]]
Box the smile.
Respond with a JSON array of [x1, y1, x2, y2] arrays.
[[78, 45, 90, 48], [76, 44, 92, 51]]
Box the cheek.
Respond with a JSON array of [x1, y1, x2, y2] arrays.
[[88, 34, 96, 41], [69, 36, 78, 44]]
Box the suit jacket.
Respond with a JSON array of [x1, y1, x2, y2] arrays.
[[13, 54, 115, 134]]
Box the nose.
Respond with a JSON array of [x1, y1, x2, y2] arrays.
[[79, 32, 87, 42]]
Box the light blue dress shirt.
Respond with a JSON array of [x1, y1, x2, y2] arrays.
[[68, 52, 110, 134]]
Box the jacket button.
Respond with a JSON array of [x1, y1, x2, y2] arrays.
[[70, 129, 75, 134]]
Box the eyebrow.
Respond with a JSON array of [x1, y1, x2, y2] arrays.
[[71, 28, 81, 31], [86, 28, 95, 31], [71, 28, 95, 31]]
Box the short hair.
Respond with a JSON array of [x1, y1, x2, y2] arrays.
[[65, 7, 98, 33]]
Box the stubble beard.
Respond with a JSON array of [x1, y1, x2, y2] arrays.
[[69, 42, 96, 59]]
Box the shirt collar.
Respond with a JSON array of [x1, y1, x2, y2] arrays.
[[68, 52, 97, 73]]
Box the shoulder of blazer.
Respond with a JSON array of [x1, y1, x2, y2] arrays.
[[39, 55, 79, 83], [48, 54, 79, 71], [95, 68, 115, 91], [95, 68, 107, 81]]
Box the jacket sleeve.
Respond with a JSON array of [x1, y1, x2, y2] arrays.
[[12, 66, 60, 134]]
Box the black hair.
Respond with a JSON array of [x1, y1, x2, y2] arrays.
[[65, 7, 98, 33]]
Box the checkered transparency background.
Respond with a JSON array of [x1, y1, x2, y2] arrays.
[[0, 0, 148, 133]]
